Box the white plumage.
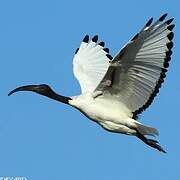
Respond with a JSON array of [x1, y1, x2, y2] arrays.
[[9, 13, 174, 153], [73, 36, 110, 93], [70, 13, 174, 152]]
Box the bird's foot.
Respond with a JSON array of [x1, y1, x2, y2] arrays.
[[136, 130, 166, 153], [146, 139, 166, 153]]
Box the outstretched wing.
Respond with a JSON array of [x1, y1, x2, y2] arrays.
[[96, 13, 174, 118], [73, 35, 111, 93]]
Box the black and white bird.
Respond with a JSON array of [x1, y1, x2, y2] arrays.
[[9, 13, 174, 153]]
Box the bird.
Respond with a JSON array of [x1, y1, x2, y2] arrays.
[[8, 13, 174, 153]]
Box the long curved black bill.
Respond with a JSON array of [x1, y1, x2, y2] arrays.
[[8, 85, 38, 96]]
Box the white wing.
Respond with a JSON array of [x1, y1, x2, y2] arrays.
[[73, 35, 110, 93], [96, 13, 174, 119]]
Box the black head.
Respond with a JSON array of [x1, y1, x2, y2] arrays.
[[8, 84, 53, 96], [8, 84, 71, 104]]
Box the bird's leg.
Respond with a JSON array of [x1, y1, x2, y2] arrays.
[[136, 130, 166, 153]]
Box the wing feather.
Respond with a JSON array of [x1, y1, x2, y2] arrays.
[[96, 14, 174, 119], [73, 35, 110, 93]]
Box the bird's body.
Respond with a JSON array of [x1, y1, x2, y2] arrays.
[[70, 92, 135, 134], [69, 92, 157, 136], [9, 13, 175, 153]]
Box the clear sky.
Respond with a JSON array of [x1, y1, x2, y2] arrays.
[[0, 0, 179, 179]]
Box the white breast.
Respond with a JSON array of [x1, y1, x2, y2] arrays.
[[69, 93, 132, 124]]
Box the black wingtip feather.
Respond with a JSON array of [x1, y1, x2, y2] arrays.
[[99, 41, 105, 47], [167, 24, 175, 31], [166, 18, 174, 25], [159, 13, 168, 21], [164, 62, 169, 68], [106, 54, 113, 60], [133, 15, 174, 119], [146, 17, 153, 27], [83, 35, 89, 43], [92, 35, 98, 42], [165, 56, 171, 62], [103, 48, 109, 53], [162, 68, 167, 73], [167, 32, 174, 41], [167, 42, 173, 49], [75, 48, 79, 54], [166, 50, 172, 57]]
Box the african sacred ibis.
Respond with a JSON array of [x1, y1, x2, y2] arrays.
[[9, 13, 174, 153]]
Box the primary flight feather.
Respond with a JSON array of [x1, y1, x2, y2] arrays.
[[9, 13, 174, 153]]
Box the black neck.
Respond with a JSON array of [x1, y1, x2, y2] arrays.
[[40, 90, 71, 104]]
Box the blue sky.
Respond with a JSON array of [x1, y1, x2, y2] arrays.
[[0, 0, 179, 179]]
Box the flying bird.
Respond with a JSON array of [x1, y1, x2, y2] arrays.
[[9, 13, 174, 153]]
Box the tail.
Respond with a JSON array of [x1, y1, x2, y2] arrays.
[[134, 122, 159, 137]]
